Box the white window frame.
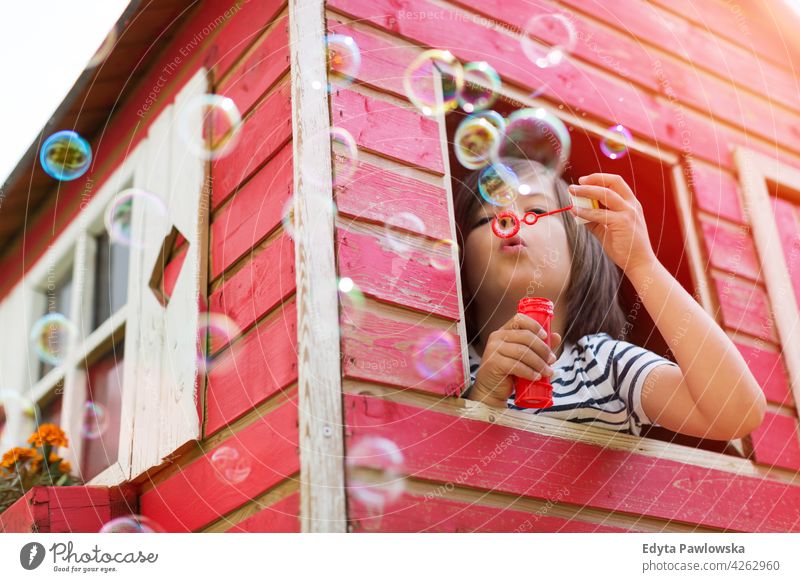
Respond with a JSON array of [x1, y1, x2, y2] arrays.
[[0, 67, 209, 487], [734, 147, 800, 410]]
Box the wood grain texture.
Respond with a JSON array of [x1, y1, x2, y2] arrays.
[[699, 218, 761, 283], [711, 274, 778, 344], [139, 394, 299, 532], [750, 411, 800, 472], [686, 162, 746, 224], [225, 491, 300, 532], [206, 299, 298, 436], [345, 393, 800, 532], [211, 141, 293, 278], [733, 341, 794, 408], [289, 0, 347, 532]]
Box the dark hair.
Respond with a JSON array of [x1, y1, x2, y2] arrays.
[[453, 158, 627, 348]]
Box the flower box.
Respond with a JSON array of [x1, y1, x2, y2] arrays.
[[0, 485, 138, 533]]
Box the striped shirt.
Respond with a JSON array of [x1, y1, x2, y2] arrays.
[[463, 332, 680, 436]]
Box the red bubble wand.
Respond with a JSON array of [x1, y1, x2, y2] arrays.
[[491, 204, 575, 238]]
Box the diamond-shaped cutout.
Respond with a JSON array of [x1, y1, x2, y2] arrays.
[[149, 225, 188, 308]]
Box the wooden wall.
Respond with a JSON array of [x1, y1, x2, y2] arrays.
[[327, 0, 800, 532]]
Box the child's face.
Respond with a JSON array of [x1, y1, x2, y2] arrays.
[[463, 176, 573, 309]]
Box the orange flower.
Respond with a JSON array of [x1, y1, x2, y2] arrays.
[[27, 423, 69, 448], [1, 447, 37, 469], [31, 451, 71, 474]]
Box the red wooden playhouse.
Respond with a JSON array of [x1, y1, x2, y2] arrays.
[[1, 0, 800, 533]]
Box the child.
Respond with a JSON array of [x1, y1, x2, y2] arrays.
[[453, 157, 766, 439]]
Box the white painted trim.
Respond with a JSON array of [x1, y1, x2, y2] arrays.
[[734, 147, 800, 415], [289, 0, 347, 532]]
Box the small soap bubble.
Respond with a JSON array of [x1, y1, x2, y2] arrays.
[[413, 330, 459, 380], [81, 401, 109, 440], [469, 109, 506, 135], [104, 188, 167, 248], [330, 126, 359, 186], [430, 238, 457, 270], [339, 276, 367, 327], [88, 27, 118, 68], [600, 124, 633, 160], [197, 312, 241, 374], [403, 49, 464, 116], [478, 163, 519, 207], [346, 436, 406, 513], [99, 515, 166, 533], [384, 212, 425, 257], [326, 34, 361, 90], [179, 94, 242, 160], [454, 116, 500, 170], [30, 313, 78, 367], [210, 445, 252, 485], [521, 13, 577, 69], [496, 107, 571, 175], [458, 61, 501, 113], [40, 131, 92, 181]]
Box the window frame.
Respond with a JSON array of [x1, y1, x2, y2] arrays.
[[733, 146, 800, 411]]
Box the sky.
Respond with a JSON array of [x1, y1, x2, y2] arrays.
[[0, 1, 130, 187]]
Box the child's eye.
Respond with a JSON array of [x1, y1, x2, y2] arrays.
[[527, 208, 547, 215], [472, 215, 492, 228]]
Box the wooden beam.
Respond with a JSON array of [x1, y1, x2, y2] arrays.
[[289, 0, 347, 532]]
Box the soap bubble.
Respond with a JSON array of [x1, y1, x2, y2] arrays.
[[100, 515, 166, 533], [210, 445, 252, 484], [179, 94, 242, 160], [326, 34, 361, 90], [88, 27, 117, 68], [346, 436, 406, 513], [454, 115, 501, 170], [403, 49, 464, 116], [384, 212, 425, 257], [30, 313, 78, 367], [81, 401, 109, 440], [600, 124, 633, 160], [430, 238, 457, 270], [496, 107, 570, 175], [521, 13, 577, 69], [40, 131, 92, 181], [412, 330, 459, 380], [104, 188, 167, 248], [458, 61, 501, 113], [339, 276, 367, 327], [330, 126, 359, 186], [469, 109, 506, 135], [197, 312, 241, 374], [478, 163, 519, 207]]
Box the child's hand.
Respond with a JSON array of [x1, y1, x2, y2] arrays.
[[568, 173, 657, 276], [469, 312, 562, 408]]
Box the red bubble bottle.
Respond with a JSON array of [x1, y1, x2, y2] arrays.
[[513, 297, 555, 408]]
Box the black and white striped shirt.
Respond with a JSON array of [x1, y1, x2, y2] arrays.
[[464, 332, 679, 436]]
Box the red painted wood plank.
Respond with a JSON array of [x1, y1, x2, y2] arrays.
[[750, 411, 800, 472], [331, 89, 444, 174], [326, 0, 800, 174], [447, 0, 800, 157], [341, 306, 464, 396], [205, 0, 286, 81], [349, 491, 629, 532], [217, 13, 290, 116], [772, 196, 800, 309], [209, 231, 295, 333], [140, 394, 299, 532], [711, 274, 779, 343], [226, 490, 300, 532], [560, 0, 800, 115], [211, 140, 293, 277], [163, 245, 188, 299], [335, 159, 451, 242], [686, 162, 745, 224], [336, 226, 460, 320], [734, 341, 794, 408], [698, 219, 761, 282], [205, 300, 297, 436], [345, 393, 800, 531], [211, 80, 292, 207]]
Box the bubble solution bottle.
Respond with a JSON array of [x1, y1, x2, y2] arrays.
[[512, 297, 556, 408]]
